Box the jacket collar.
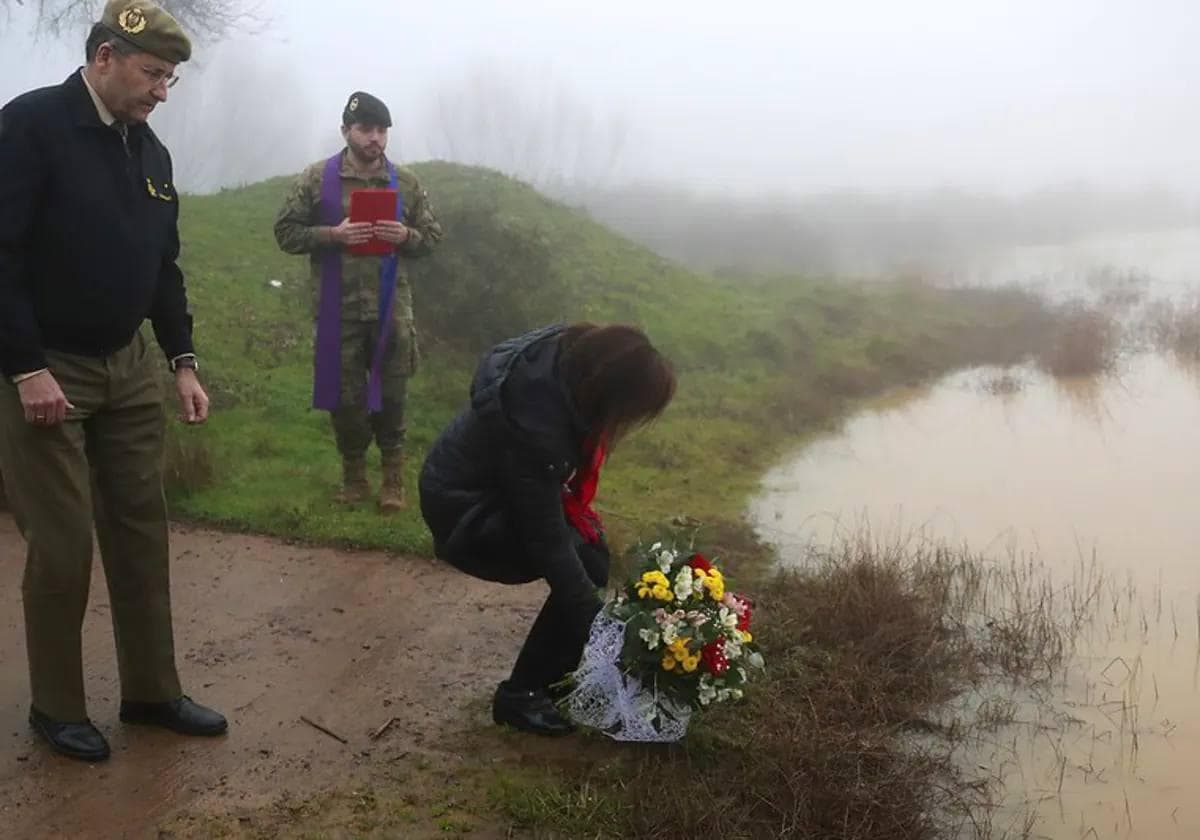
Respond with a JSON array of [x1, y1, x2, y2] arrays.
[[65, 69, 107, 128], [79, 69, 117, 127], [64, 68, 146, 139]]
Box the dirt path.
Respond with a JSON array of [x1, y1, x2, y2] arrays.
[[0, 514, 549, 839]]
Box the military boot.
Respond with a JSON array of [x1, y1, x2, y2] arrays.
[[379, 450, 406, 513], [334, 456, 370, 504]]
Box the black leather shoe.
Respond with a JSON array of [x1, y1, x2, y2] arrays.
[[492, 681, 575, 737], [119, 695, 227, 736], [29, 707, 111, 762]]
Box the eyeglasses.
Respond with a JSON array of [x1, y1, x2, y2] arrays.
[[140, 64, 179, 89], [101, 43, 179, 89]]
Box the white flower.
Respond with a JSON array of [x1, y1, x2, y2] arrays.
[[731, 689, 744, 701], [698, 677, 718, 707], [650, 542, 663, 552], [724, 636, 744, 658], [686, 610, 708, 628], [718, 607, 740, 634], [638, 628, 662, 650], [657, 550, 676, 574], [748, 652, 765, 670], [673, 566, 695, 601], [661, 622, 680, 645], [717, 689, 732, 703]]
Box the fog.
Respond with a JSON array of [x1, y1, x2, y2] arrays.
[[3, 0, 1199, 270]]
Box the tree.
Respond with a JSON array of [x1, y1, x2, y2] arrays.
[[2, 0, 263, 42], [423, 62, 632, 193]]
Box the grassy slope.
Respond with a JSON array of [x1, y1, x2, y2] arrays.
[[168, 162, 1048, 562]]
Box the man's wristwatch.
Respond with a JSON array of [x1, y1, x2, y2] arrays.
[[170, 354, 198, 373]]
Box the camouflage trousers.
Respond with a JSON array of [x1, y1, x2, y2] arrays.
[[328, 316, 416, 459]]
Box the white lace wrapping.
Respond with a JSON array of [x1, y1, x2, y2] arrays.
[[566, 612, 693, 742]]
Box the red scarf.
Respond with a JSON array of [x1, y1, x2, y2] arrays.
[[562, 435, 607, 543]]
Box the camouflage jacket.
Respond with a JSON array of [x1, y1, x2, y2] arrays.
[[273, 149, 442, 323]]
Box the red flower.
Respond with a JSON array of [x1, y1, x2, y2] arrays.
[[687, 553, 713, 573], [702, 639, 729, 676]]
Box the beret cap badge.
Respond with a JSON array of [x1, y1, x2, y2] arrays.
[[117, 6, 148, 34]]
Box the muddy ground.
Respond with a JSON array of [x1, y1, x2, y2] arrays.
[[0, 514, 557, 839]]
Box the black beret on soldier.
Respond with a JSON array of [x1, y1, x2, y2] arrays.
[[343, 92, 392, 128], [99, 0, 192, 64]]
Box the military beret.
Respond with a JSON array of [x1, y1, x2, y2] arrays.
[[99, 1, 192, 65], [343, 92, 392, 128]]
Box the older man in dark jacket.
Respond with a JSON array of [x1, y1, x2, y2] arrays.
[[0, 1, 226, 762]]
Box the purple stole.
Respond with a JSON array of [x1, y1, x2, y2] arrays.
[[312, 152, 405, 413]]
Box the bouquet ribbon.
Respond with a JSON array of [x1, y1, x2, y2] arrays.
[[566, 611, 692, 742]]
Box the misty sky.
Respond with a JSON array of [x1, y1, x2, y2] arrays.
[[2, 0, 1200, 196]]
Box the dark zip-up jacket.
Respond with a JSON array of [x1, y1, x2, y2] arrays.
[[0, 69, 193, 378], [419, 324, 602, 615]]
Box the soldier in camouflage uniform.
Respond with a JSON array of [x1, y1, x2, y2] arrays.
[[274, 92, 441, 512]]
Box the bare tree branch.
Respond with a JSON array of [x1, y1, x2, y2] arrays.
[[1, 0, 268, 43]]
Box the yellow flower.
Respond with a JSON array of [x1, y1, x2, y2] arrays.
[[702, 569, 726, 602], [661, 653, 677, 671], [740, 631, 753, 644], [638, 571, 673, 601], [682, 655, 700, 673], [668, 639, 690, 660]]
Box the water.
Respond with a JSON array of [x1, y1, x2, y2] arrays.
[[939, 226, 1200, 305], [750, 230, 1200, 838]]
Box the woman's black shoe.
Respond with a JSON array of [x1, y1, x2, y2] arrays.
[[492, 681, 576, 736]]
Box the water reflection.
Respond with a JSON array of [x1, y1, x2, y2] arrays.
[[750, 353, 1200, 839]]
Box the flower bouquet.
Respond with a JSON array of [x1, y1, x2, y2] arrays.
[[566, 538, 764, 742]]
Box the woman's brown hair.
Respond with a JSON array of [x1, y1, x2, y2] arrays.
[[558, 322, 676, 445]]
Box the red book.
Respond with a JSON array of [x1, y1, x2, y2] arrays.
[[348, 188, 399, 256]]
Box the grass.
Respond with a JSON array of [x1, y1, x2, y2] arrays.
[[484, 533, 1097, 840], [163, 163, 1064, 559]]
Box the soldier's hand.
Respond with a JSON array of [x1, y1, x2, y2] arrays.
[[331, 217, 373, 247], [16, 371, 74, 427], [174, 369, 210, 425], [373, 220, 411, 246]]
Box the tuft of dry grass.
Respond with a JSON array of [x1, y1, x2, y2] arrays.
[[980, 371, 1026, 396], [1035, 302, 1122, 378], [1143, 296, 1200, 361], [163, 430, 216, 499]]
